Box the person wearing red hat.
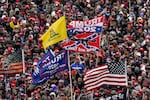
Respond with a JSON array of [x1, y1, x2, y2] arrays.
[[54, 48, 60, 55], [74, 88, 81, 99], [113, 51, 121, 62], [63, 72, 69, 87], [25, 5, 30, 10]]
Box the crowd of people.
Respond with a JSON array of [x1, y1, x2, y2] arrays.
[[0, 0, 150, 100]]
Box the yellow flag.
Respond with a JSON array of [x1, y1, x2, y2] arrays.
[[40, 16, 68, 49]]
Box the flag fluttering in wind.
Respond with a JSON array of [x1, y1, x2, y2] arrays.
[[61, 33, 100, 52], [40, 16, 68, 49], [84, 62, 127, 91], [0, 50, 23, 75], [31, 50, 68, 85]]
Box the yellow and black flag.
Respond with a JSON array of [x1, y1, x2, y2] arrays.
[[39, 16, 68, 49]]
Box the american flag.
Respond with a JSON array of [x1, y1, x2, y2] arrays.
[[0, 50, 23, 75], [84, 62, 127, 91]]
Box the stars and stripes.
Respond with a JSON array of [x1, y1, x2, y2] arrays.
[[0, 50, 23, 74], [107, 62, 125, 75], [84, 62, 127, 91]]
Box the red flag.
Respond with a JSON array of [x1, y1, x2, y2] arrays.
[[62, 33, 100, 52]]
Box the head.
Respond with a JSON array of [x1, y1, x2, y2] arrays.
[[77, 77, 83, 83], [75, 57, 80, 63], [137, 76, 143, 83]]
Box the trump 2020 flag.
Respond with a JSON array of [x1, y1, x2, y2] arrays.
[[67, 16, 104, 35], [31, 49, 55, 84], [39, 16, 68, 49], [39, 50, 68, 78], [31, 50, 68, 85]]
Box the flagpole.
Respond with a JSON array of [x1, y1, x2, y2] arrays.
[[21, 36, 27, 96], [21, 36, 25, 74], [67, 50, 73, 100], [124, 58, 129, 100], [95, 51, 99, 67], [21, 47, 27, 97], [124, 58, 128, 87], [22, 48, 25, 73]]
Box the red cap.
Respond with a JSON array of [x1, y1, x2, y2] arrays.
[[140, 48, 144, 52], [71, 70, 77, 77], [64, 72, 68, 76], [25, 5, 30, 9], [21, 11, 25, 16], [138, 90, 143, 96], [54, 49, 59, 53], [16, 0, 20, 2], [94, 92, 99, 96], [11, 17, 16, 22], [75, 89, 80, 93], [0, 75, 4, 79], [116, 52, 121, 56]]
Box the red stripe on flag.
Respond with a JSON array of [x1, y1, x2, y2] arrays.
[[0, 62, 23, 74], [85, 81, 127, 91], [84, 70, 109, 80], [0, 69, 23, 74], [84, 75, 126, 85], [84, 65, 127, 91]]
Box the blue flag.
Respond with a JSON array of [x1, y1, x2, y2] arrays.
[[67, 26, 102, 36], [39, 50, 68, 78], [31, 49, 55, 85], [31, 50, 68, 85]]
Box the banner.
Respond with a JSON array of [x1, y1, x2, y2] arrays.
[[67, 16, 104, 35], [39, 16, 68, 49], [38, 50, 68, 78], [61, 33, 100, 52], [67, 26, 102, 35], [32, 50, 55, 84], [0, 50, 23, 75], [68, 16, 104, 28], [32, 50, 68, 85]]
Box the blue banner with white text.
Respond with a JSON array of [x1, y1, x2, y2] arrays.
[[32, 50, 68, 85], [67, 26, 102, 35]]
